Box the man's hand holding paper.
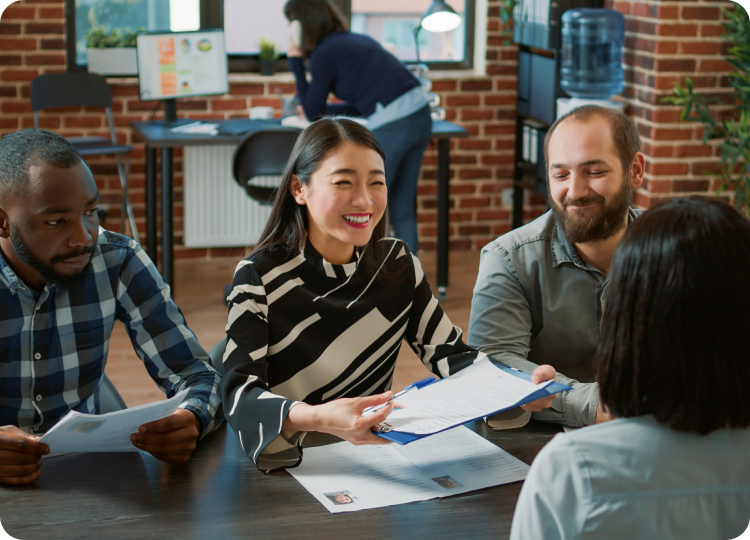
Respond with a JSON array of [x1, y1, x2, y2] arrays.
[[0, 425, 50, 486]]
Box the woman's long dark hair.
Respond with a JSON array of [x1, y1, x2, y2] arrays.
[[253, 118, 390, 276], [597, 196, 750, 434], [283, 0, 348, 59]]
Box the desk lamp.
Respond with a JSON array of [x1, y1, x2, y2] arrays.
[[412, 0, 462, 64]]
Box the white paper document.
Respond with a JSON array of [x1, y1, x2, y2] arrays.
[[381, 358, 554, 435], [39, 389, 189, 454], [288, 427, 529, 513]]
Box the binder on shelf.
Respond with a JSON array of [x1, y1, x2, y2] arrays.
[[512, 0, 601, 51]]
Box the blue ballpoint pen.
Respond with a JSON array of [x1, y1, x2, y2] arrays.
[[362, 377, 437, 417]]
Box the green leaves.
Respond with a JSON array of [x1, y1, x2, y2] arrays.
[[85, 26, 143, 49], [662, 6, 750, 217], [259, 38, 279, 62]]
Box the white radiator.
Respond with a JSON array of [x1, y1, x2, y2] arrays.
[[183, 145, 278, 248]]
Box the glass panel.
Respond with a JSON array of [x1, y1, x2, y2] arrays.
[[350, 0, 466, 63], [224, 0, 290, 55], [75, 0, 200, 66]]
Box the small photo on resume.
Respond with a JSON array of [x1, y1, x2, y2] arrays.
[[324, 490, 357, 505]]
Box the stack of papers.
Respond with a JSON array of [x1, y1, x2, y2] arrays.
[[39, 389, 189, 454], [170, 122, 219, 136], [288, 426, 529, 513]]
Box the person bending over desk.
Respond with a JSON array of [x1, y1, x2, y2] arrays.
[[511, 197, 750, 539], [0, 129, 222, 486], [468, 105, 645, 428], [284, 0, 433, 253], [219, 118, 556, 472]]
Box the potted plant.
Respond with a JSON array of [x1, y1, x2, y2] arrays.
[[664, 6, 750, 217], [259, 37, 280, 76], [86, 27, 140, 76]]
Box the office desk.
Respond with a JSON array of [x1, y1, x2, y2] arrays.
[[131, 119, 468, 299], [0, 420, 558, 540]]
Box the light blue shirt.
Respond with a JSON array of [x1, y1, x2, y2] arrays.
[[511, 416, 750, 539]]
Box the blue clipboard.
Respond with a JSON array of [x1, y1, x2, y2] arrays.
[[375, 364, 571, 445]]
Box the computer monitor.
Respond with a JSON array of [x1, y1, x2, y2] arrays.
[[136, 29, 229, 122]]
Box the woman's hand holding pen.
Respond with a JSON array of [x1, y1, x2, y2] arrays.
[[285, 392, 394, 445], [520, 365, 557, 412]]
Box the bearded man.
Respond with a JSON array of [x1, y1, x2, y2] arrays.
[[467, 105, 645, 428]]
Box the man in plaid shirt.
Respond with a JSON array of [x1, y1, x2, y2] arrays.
[[0, 129, 223, 485]]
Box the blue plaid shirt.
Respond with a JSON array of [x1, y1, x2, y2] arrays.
[[0, 229, 223, 435]]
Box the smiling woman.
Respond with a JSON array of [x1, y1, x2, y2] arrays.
[[218, 117, 557, 472]]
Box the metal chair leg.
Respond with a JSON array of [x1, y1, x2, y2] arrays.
[[116, 155, 140, 244]]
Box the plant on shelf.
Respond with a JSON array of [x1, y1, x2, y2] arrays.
[[259, 37, 280, 76], [85, 26, 143, 75], [498, 0, 518, 43], [663, 6, 750, 218]]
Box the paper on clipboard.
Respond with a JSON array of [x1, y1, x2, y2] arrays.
[[376, 358, 570, 442]]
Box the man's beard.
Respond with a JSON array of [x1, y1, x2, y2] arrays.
[[10, 227, 95, 290], [549, 176, 633, 244]]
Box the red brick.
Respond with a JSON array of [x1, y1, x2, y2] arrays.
[[41, 38, 65, 50], [25, 54, 65, 65], [110, 85, 140, 97], [484, 124, 514, 135], [1, 69, 38, 81], [461, 80, 493, 92], [39, 7, 65, 18], [446, 95, 480, 106], [481, 154, 513, 165], [680, 42, 720, 55], [431, 80, 457, 91], [682, 7, 720, 20], [691, 162, 722, 175], [458, 197, 491, 208], [655, 59, 696, 72], [656, 5, 679, 19], [0, 55, 22, 66], [673, 145, 713, 158], [458, 139, 492, 150], [653, 128, 694, 141], [1, 101, 32, 113], [458, 168, 493, 180], [632, 3, 650, 17], [211, 98, 247, 111], [24, 23, 65, 34], [477, 209, 510, 221], [700, 24, 725, 37], [176, 99, 208, 111], [449, 184, 477, 195], [64, 116, 102, 128], [484, 94, 516, 106], [648, 162, 689, 176], [0, 86, 16, 97], [459, 225, 491, 236], [0, 38, 38, 50], [647, 180, 672, 193], [229, 83, 264, 95], [613, 1, 630, 14], [673, 180, 710, 192], [3, 6, 36, 18], [699, 60, 734, 73], [0, 23, 22, 35], [462, 109, 494, 121], [651, 109, 682, 123], [0, 118, 19, 129], [657, 24, 698, 37], [249, 97, 280, 108]]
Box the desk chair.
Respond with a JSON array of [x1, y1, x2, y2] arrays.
[[232, 126, 301, 204], [31, 73, 140, 244], [100, 373, 128, 414]]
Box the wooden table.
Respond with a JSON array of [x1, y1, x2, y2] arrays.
[[0, 420, 559, 540]]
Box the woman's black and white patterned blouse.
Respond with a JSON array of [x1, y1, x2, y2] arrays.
[[219, 238, 482, 471]]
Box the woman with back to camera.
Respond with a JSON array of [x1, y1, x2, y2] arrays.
[[219, 118, 556, 471], [283, 0, 432, 254], [511, 196, 750, 540]]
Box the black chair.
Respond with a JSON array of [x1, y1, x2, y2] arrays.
[[208, 337, 227, 377], [31, 73, 139, 244], [232, 126, 301, 205]]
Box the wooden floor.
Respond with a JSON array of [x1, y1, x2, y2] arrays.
[[105, 250, 482, 407]]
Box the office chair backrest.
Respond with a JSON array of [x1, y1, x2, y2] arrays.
[[232, 127, 301, 205], [31, 73, 114, 111]]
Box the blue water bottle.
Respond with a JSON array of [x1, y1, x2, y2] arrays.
[[560, 9, 625, 100]]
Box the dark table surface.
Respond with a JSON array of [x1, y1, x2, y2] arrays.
[[0, 420, 559, 540]]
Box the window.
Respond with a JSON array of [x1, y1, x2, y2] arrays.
[[350, 0, 474, 68], [66, 0, 213, 71]]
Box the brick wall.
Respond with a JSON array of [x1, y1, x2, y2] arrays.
[[0, 0, 735, 259], [608, 0, 736, 208]]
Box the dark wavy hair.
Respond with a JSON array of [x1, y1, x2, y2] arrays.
[[283, 0, 348, 59], [597, 196, 750, 434], [253, 117, 390, 275]]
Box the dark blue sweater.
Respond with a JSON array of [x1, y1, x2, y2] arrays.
[[289, 32, 420, 120]]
